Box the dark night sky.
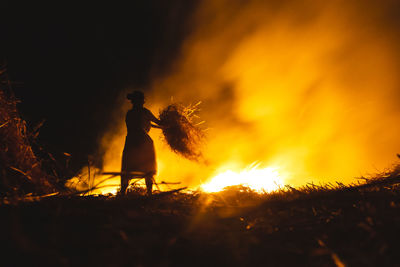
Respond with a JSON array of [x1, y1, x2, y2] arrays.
[[1, 1, 198, 171]]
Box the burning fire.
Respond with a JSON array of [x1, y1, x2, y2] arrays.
[[68, 161, 286, 195], [69, 0, 400, 195], [201, 163, 285, 193]]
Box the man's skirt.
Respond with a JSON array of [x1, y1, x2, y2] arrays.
[[121, 131, 157, 177]]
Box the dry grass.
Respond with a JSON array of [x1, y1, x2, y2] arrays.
[[159, 103, 204, 161], [2, 165, 400, 266], [0, 66, 57, 196]]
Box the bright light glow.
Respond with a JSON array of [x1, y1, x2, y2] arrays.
[[201, 163, 285, 193]]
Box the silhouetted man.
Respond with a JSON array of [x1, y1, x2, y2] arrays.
[[120, 91, 161, 196]]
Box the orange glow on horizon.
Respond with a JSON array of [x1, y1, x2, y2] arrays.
[[67, 163, 287, 195], [201, 163, 285, 193]]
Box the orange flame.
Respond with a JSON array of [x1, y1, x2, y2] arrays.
[[201, 163, 285, 193]]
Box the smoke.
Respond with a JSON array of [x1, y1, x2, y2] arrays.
[[97, 0, 400, 191]]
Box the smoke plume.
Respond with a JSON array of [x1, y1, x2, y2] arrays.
[[99, 0, 400, 191]]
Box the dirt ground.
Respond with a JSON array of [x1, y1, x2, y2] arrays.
[[2, 175, 400, 267]]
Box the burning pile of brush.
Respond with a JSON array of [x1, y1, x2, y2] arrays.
[[159, 102, 205, 161]]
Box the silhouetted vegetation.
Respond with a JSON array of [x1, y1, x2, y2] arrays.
[[0, 66, 58, 196], [2, 167, 400, 266]]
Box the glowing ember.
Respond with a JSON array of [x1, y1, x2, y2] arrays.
[[201, 163, 285, 193]]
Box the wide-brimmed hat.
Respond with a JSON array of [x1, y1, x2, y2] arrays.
[[127, 90, 145, 101]]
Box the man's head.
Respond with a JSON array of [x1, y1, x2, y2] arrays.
[[127, 90, 145, 106]]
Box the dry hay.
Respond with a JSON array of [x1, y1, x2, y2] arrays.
[[0, 65, 57, 196], [159, 103, 204, 161]]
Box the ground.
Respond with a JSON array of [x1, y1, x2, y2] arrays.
[[2, 173, 400, 266]]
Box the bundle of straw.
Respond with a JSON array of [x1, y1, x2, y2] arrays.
[[159, 103, 204, 161]]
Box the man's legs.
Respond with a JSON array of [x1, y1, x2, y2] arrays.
[[145, 174, 154, 196], [120, 175, 129, 196]]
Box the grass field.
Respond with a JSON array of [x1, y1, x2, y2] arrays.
[[2, 167, 400, 266]]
